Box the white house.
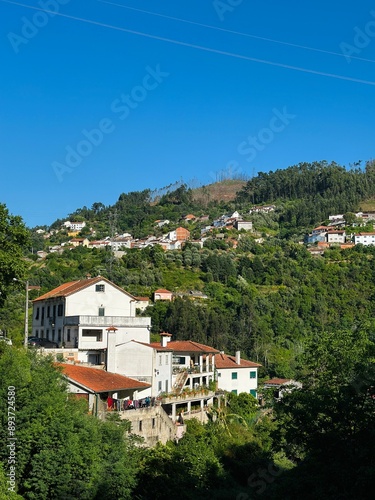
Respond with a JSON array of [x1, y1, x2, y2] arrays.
[[215, 351, 261, 397], [234, 220, 253, 231], [32, 276, 151, 365], [326, 230, 346, 244], [354, 232, 375, 246], [149, 336, 219, 391], [63, 221, 87, 231], [110, 339, 173, 397]]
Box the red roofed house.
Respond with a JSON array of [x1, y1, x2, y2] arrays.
[[215, 351, 261, 397], [262, 377, 302, 399], [153, 289, 173, 301], [32, 276, 151, 365], [57, 363, 150, 417], [150, 336, 219, 393]]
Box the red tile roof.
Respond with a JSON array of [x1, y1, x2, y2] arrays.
[[263, 378, 292, 386], [133, 341, 173, 352], [134, 296, 150, 301], [33, 276, 135, 302], [154, 289, 172, 294], [56, 363, 150, 393], [149, 340, 219, 354], [215, 353, 261, 369]]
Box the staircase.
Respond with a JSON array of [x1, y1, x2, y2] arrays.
[[173, 370, 188, 394]]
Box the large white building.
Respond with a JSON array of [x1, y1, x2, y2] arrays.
[[32, 276, 151, 365]]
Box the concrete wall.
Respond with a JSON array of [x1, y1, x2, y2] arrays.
[[217, 368, 258, 395]]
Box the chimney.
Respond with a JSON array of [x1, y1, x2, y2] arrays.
[[235, 350, 241, 365], [106, 326, 118, 372], [160, 332, 172, 347]]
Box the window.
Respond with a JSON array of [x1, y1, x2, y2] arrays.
[[35, 307, 39, 320], [165, 355, 169, 365], [47, 306, 50, 317], [46, 329, 49, 339], [82, 329, 103, 342], [96, 284, 105, 292], [98, 307, 105, 317], [250, 390, 257, 398], [52, 330, 55, 341], [250, 371, 256, 379], [67, 329, 71, 342], [139, 421, 142, 432], [35, 330, 39, 338], [231, 390, 237, 395], [58, 329, 61, 342], [53, 305, 56, 318], [159, 355, 162, 366], [57, 304, 63, 317], [152, 418, 156, 429], [232, 372, 238, 380], [158, 381, 162, 392]]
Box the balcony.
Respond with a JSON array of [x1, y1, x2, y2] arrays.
[[64, 316, 151, 327]]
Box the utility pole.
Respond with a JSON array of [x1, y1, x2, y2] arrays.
[[13, 278, 29, 348]]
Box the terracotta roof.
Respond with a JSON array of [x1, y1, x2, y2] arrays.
[[154, 289, 172, 294], [56, 363, 150, 393], [33, 276, 136, 303], [262, 378, 292, 386], [134, 296, 150, 301], [133, 341, 173, 352], [215, 353, 261, 369], [149, 340, 219, 354]]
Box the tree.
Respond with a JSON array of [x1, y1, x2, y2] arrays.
[[0, 204, 29, 306]]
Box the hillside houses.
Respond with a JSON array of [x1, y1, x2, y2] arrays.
[[31, 277, 261, 445]]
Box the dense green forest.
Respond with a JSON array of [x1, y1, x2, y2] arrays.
[[1, 160, 375, 498]]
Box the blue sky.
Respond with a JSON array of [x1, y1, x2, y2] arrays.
[[1, 0, 375, 227]]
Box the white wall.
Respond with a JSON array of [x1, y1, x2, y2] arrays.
[[217, 368, 258, 396]]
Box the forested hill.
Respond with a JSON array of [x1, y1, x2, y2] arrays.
[[236, 160, 375, 232], [52, 160, 375, 238]]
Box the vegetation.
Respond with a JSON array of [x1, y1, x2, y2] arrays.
[[1, 160, 375, 498]]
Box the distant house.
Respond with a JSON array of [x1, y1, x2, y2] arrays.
[[262, 378, 302, 400], [183, 214, 196, 223], [215, 351, 261, 397], [63, 221, 87, 232], [234, 220, 253, 231], [70, 238, 90, 248], [153, 289, 173, 301], [354, 232, 375, 246], [134, 297, 150, 312], [326, 230, 346, 244]]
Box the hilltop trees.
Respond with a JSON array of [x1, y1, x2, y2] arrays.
[[0, 204, 29, 307]]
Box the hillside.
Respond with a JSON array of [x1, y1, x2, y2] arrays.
[[192, 179, 247, 205]]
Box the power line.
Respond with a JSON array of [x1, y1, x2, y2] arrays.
[[2, 0, 375, 86], [99, 0, 375, 64]]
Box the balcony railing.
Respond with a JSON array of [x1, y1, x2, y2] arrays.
[[64, 316, 151, 327]]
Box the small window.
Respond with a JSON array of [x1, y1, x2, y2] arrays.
[[231, 390, 237, 395], [35, 307, 40, 320], [165, 355, 168, 365], [98, 308, 105, 317], [152, 418, 156, 429], [159, 355, 162, 366], [250, 371, 256, 379], [96, 284, 105, 292], [139, 421, 142, 432], [232, 372, 238, 380], [250, 390, 257, 398], [67, 329, 71, 342], [57, 304, 63, 317], [158, 381, 162, 392]]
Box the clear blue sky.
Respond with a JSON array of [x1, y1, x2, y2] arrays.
[[1, 0, 375, 227]]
